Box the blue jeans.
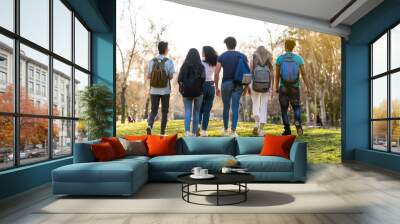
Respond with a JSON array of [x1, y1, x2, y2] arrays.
[[183, 95, 203, 133], [221, 81, 243, 131], [279, 86, 301, 130], [199, 82, 215, 131]]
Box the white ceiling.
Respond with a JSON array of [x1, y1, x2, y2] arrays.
[[165, 0, 384, 37]]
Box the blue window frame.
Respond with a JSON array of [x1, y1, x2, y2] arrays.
[[0, 0, 91, 171]]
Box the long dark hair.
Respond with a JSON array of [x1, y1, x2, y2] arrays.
[[203, 46, 218, 66], [182, 48, 204, 74]]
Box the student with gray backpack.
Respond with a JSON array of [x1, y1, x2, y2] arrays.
[[275, 39, 310, 136], [247, 46, 274, 136]]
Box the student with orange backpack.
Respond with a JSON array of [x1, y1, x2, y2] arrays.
[[146, 41, 175, 135]]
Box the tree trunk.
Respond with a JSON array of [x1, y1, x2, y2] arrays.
[[120, 85, 127, 124], [319, 91, 326, 125], [313, 90, 318, 126], [305, 97, 310, 125], [144, 95, 150, 119]]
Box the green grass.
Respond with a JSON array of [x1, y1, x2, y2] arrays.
[[117, 120, 341, 164]]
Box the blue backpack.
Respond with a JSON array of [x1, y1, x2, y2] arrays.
[[280, 54, 299, 84], [234, 54, 252, 85]]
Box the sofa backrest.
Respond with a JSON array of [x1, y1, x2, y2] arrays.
[[73, 140, 100, 163], [236, 137, 264, 155], [177, 137, 236, 155]]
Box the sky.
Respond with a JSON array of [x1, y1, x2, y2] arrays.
[[117, 0, 288, 76]]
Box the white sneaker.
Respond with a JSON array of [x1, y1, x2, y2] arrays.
[[258, 130, 264, 136], [231, 131, 238, 137], [201, 130, 207, 137], [185, 131, 191, 137], [223, 129, 229, 136]]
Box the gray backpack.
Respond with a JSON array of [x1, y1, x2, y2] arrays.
[[252, 64, 271, 93]]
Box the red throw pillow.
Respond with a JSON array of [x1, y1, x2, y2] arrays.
[[91, 142, 117, 162], [260, 134, 296, 159], [101, 137, 126, 158], [146, 134, 177, 157]]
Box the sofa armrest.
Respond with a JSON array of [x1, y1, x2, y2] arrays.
[[289, 141, 307, 182], [73, 140, 100, 163]]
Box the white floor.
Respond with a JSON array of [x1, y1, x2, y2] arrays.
[[1, 163, 400, 224]]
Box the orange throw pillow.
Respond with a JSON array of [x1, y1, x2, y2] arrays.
[[101, 137, 126, 158], [124, 135, 148, 142], [260, 134, 296, 159], [146, 134, 177, 157], [91, 142, 117, 162]]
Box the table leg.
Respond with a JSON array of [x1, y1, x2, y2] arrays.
[[245, 183, 247, 201], [195, 184, 198, 192], [187, 184, 190, 202], [217, 184, 219, 206]]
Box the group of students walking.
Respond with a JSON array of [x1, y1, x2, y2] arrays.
[[145, 37, 309, 137]]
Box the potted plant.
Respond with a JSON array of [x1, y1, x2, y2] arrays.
[[79, 84, 113, 140]]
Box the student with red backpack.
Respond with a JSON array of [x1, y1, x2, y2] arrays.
[[146, 41, 175, 135], [178, 48, 205, 136], [275, 39, 310, 136]]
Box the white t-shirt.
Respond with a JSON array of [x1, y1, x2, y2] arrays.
[[202, 61, 214, 82]]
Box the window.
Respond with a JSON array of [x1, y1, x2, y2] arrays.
[[35, 84, 40, 95], [0, 34, 13, 113], [28, 81, 34, 94], [41, 85, 46, 97], [0, 116, 13, 169], [53, 119, 72, 158], [0, 1, 91, 170], [53, 59, 72, 117], [28, 67, 34, 80], [0, 53, 7, 87], [0, 0, 14, 31], [0, 54, 7, 67], [20, 117, 49, 165], [74, 69, 89, 118], [20, 0, 49, 48], [53, 0, 72, 60], [370, 23, 400, 153], [75, 18, 89, 70], [35, 70, 41, 81], [0, 71, 7, 85]]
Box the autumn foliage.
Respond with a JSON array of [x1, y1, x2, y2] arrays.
[[0, 85, 59, 150]]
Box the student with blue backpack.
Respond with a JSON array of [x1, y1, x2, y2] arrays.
[[215, 37, 249, 137], [275, 39, 310, 136]]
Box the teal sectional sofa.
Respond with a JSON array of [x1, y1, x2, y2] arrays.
[[52, 137, 307, 196]]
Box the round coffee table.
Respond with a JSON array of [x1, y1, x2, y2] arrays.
[[177, 173, 255, 206]]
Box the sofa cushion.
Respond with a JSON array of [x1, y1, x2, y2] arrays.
[[149, 154, 235, 172], [101, 137, 127, 158], [236, 155, 293, 172], [73, 140, 100, 163], [178, 137, 235, 155], [147, 134, 177, 157], [53, 159, 147, 183], [260, 135, 296, 159], [91, 142, 118, 161], [236, 137, 263, 155], [119, 138, 147, 156]]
